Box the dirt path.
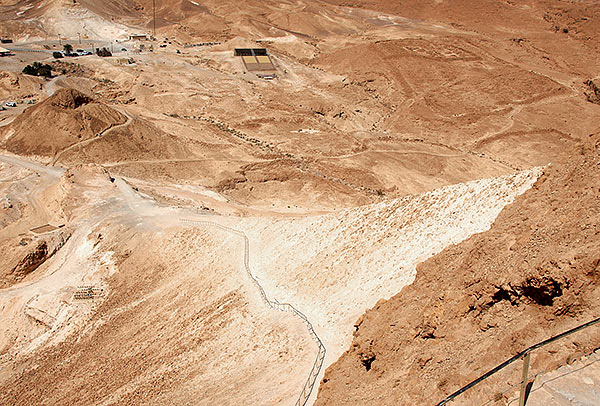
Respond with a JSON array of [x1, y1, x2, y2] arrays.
[[469, 92, 577, 148], [0, 151, 325, 406], [113, 172, 327, 406], [0, 155, 65, 237], [320, 149, 468, 160], [0, 154, 64, 178], [45, 76, 62, 97], [181, 218, 326, 406], [101, 157, 273, 167], [0, 115, 17, 128], [51, 109, 133, 166], [145, 182, 332, 218]]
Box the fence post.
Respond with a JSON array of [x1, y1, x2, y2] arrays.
[[518, 351, 531, 406]]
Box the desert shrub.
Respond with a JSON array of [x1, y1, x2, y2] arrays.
[[22, 62, 53, 78], [96, 47, 112, 57]]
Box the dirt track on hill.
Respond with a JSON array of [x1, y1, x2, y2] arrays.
[[1, 1, 600, 405], [52, 107, 133, 166]]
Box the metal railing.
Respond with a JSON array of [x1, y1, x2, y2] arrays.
[[181, 219, 326, 406], [436, 316, 600, 405]]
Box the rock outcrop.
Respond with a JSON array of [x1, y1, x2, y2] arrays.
[[316, 134, 600, 405]]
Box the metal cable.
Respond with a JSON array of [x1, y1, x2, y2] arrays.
[[478, 347, 600, 406]]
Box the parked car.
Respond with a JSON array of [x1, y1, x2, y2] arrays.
[[5, 101, 17, 107]]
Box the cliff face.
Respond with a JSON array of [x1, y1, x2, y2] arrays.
[[315, 133, 600, 405]]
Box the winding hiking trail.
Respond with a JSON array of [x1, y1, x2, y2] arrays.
[[0, 152, 326, 406], [181, 219, 326, 406], [52, 109, 133, 166]]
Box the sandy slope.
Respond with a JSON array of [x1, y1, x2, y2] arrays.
[[0, 1, 599, 405], [0, 150, 543, 406], [0, 225, 317, 406], [315, 134, 600, 405], [237, 167, 542, 388], [1, 89, 126, 158], [0, 157, 316, 406]]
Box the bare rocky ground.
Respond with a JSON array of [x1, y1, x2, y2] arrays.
[[0, 1, 599, 405], [316, 132, 600, 406]]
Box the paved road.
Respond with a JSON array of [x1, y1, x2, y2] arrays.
[[5, 47, 52, 54]]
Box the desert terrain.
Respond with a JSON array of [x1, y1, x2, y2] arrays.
[[0, 1, 599, 405]]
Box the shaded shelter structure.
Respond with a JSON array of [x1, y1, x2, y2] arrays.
[[234, 48, 276, 71]]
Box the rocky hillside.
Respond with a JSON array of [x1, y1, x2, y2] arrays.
[[1, 88, 191, 166], [1, 89, 125, 158], [241, 167, 542, 375], [315, 133, 600, 404], [0, 225, 317, 406], [0, 230, 71, 288]]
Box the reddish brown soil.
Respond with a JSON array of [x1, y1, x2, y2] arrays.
[[312, 3, 600, 402], [315, 133, 600, 405], [326, 0, 600, 46], [1, 89, 125, 157]]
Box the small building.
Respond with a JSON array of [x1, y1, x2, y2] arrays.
[[129, 34, 149, 41], [117, 57, 135, 65], [234, 48, 275, 72], [0, 47, 12, 57], [234, 48, 268, 57]]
